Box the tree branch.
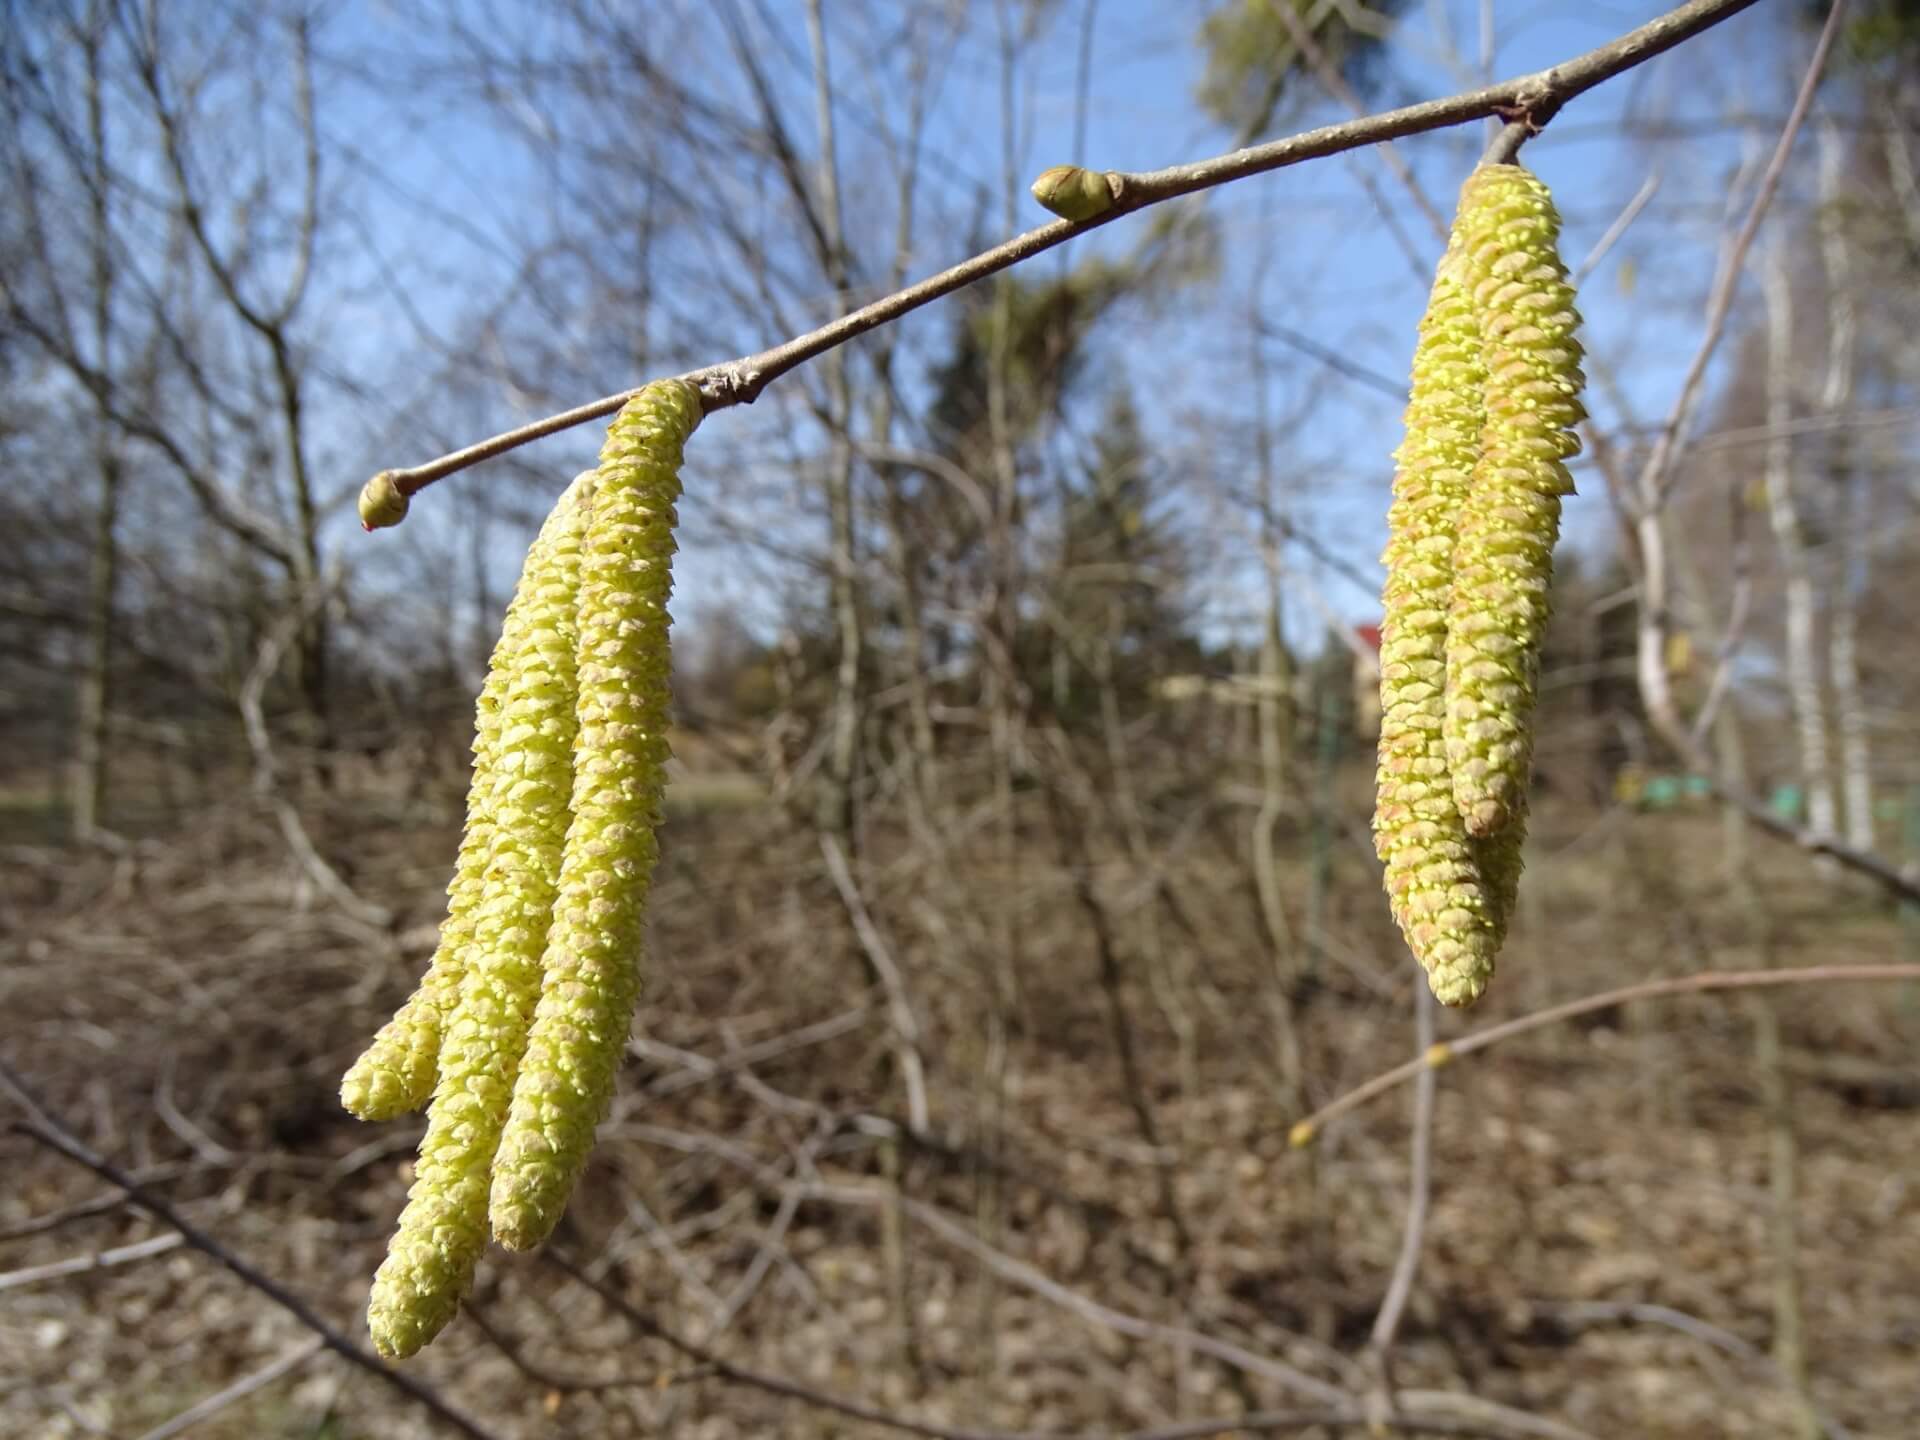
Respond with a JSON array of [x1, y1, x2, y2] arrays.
[[1631, 0, 1845, 509], [0, 1059, 501, 1440], [128, 1337, 326, 1440], [1287, 964, 1920, 1149], [368, 0, 1764, 506], [549, 1249, 1561, 1440], [1363, 981, 1437, 1425], [0, 1231, 184, 1292], [1535, 1302, 1853, 1440], [1617, 0, 1920, 903]]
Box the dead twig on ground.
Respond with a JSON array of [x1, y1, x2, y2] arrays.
[[1288, 964, 1920, 1147], [0, 1058, 501, 1440]]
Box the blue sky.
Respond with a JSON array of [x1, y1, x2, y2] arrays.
[[311, 0, 1815, 658]]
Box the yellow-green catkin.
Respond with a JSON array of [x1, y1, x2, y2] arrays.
[[489, 380, 701, 1252], [1445, 164, 1584, 839], [365, 474, 595, 1359], [341, 476, 595, 1123], [1374, 240, 1506, 1007]]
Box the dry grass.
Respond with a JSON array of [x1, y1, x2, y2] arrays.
[[3, 752, 1918, 1440]]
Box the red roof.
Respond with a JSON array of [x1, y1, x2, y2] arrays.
[[1355, 624, 1382, 653]]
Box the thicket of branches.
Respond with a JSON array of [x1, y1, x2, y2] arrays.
[[4, 2, 1920, 1438]]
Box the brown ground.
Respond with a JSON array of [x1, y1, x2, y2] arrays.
[[3, 754, 1917, 1439]]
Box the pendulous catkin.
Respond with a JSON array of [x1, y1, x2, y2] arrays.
[[490, 380, 700, 1252], [341, 476, 597, 1123], [365, 472, 595, 1359], [1445, 164, 1584, 839], [1374, 242, 1506, 1007], [1374, 162, 1583, 1005]]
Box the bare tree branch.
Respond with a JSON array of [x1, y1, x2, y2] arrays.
[[821, 832, 930, 1136], [370, 0, 1765, 503], [1614, 0, 1920, 904], [0, 1230, 183, 1291], [1288, 964, 1920, 1148], [0, 1059, 502, 1440], [1537, 1302, 1854, 1440], [548, 1249, 1564, 1440], [128, 1337, 326, 1440], [1631, 0, 1845, 508], [1363, 980, 1437, 1425]]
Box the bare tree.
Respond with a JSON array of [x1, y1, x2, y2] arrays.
[[11, 5, 1920, 1440]]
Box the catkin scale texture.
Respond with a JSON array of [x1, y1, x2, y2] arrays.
[[1445, 165, 1584, 838], [489, 380, 701, 1252], [340, 479, 594, 1123], [1374, 247, 1506, 1006], [364, 475, 594, 1360]]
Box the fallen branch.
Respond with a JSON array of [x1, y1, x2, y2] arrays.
[[549, 1249, 1578, 1440], [0, 1231, 184, 1292], [128, 1337, 326, 1440], [0, 1059, 500, 1440]]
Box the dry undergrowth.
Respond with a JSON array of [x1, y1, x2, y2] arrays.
[[3, 754, 1917, 1439]]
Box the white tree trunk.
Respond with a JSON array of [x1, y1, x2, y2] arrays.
[[1818, 121, 1875, 853], [1760, 240, 1837, 848]]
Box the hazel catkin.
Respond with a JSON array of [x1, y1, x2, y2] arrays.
[[1445, 164, 1584, 839], [489, 379, 701, 1252], [1374, 242, 1506, 1007], [341, 476, 596, 1123], [1373, 161, 1583, 1006], [365, 473, 595, 1359]]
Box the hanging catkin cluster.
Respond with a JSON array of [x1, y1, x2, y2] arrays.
[[1374, 163, 1583, 1006], [343, 379, 701, 1358]]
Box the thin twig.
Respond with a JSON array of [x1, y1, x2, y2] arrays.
[[236, 566, 392, 931], [1267, 0, 1450, 243], [846, 1182, 1348, 1406], [1288, 964, 1920, 1147], [1364, 980, 1438, 1425], [128, 1337, 326, 1440], [1632, 0, 1845, 509], [463, 1304, 713, 1396], [1536, 1302, 1854, 1440], [548, 1250, 1553, 1440], [0, 1060, 500, 1440], [371, 0, 1763, 503], [1574, 173, 1661, 283], [0, 1231, 184, 1291], [0, 1163, 195, 1239], [1622, 0, 1920, 904], [551, 1247, 1049, 1440], [1688, 406, 1920, 455], [1255, 315, 1406, 399], [1391, 1391, 1597, 1440], [821, 832, 931, 1136], [640, 1004, 871, 1098], [1686, 470, 1755, 747]]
